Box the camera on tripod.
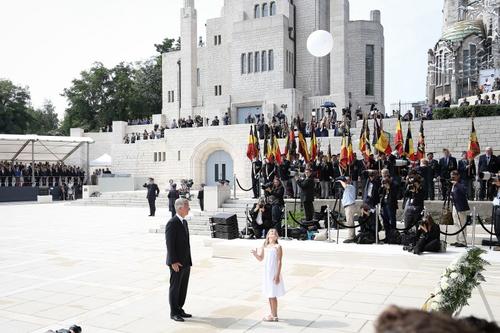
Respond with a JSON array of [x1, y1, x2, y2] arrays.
[[478, 172, 499, 181]]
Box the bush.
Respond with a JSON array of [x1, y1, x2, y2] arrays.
[[434, 105, 500, 119]]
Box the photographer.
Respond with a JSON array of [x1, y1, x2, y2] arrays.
[[450, 170, 469, 247], [412, 215, 440, 255], [249, 197, 272, 239], [403, 172, 425, 231], [265, 177, 285, 234], [380, 169, 398, 233], [297, 167, 315, 221], [493, 173, 500, 251], [338, 177, 357, 243], [362, 170, 380, 211]]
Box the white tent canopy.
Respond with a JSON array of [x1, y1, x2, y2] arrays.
[[0, 134, 94, 162], [90, 153, 112, 167]]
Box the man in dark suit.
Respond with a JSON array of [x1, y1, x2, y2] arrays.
[[165, 198, 192, 322], [168, 184, 180, 217], [143, 178, 160, 216], [296, 167, 315, 221], [450, 170, 470, 247], [438, 148, 457, 200], [380, 169, 398, 232], [427, 152, 440, 200], [478, 147, 498, 200], [458, 151, 476, 200], [251, 156, 263, 199]]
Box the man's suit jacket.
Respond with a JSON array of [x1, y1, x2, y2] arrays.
[[451, 182, 470, 212], [478, 154, 498, 174], [165, 215, 192, 267], [363, 178, 381, 208], [144, 183, 160, 199], [297, 176, 315, 203], [438, 156, 458, 179]]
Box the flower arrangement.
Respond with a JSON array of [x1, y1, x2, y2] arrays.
[[423, 248, 489, 315]]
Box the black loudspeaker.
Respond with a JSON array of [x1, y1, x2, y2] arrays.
[[209, 213, 239, 240]]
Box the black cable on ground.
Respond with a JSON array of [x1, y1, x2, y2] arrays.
[[235, 177, 253, 192]]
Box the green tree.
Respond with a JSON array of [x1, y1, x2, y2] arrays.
[[132, 57, 162, 118], [154, 37, 176, 54], [28, 100, 59, 135], [0, 79, 33, 134]]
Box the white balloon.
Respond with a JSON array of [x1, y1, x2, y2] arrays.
[[307, 30, 334, 57]]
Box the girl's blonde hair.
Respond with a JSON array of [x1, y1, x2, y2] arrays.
[[263, 228, 280, 247]]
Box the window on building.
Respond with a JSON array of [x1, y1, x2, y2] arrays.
[[270, 1, 276, 16], [218, 35, 221, 45], [470, 44, 477, 74], [248, 52, 253, 73], [437, 50, 443, 86], [254, 4, 260, 18], [154, 152, 158, 162], [171, 91, 174, 102], [162, 152, 166, 161], [215, 85, 222, 96], [291, 52, 294, 74], [215, 85, 218, 95], [178, 151, 181, 161], [167, 91, 170, 103], [285, 50, 289, 73], [255, 51, 260, 72], [262, 3, 269, 17], [214, 35, 217, 45], [219, 85, 222, 95], [241, 53, 246, 74], [268, 49, 274, 71], [262, 50, 267, 71], [463, 49, 470, 79], [365, 44, 375, 96], [197, 68, 200, 86]]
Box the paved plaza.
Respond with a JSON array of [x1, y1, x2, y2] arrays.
[[0, 203, 499, 333]]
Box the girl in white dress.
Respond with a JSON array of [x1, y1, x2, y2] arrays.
[[251, 228, 285, 322]]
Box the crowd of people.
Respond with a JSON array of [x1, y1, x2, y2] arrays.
[[248, 145, 500, 252], [128, 118, 152, 125], [0, 161, 85, 200]]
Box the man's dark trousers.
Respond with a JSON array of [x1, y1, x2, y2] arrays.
[[169, 266, 190, 316], [148, 198, 156, 216], [303, 201, 314, 221]]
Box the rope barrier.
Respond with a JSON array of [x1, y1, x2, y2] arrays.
[[235, 177, 254, 192], [438, 222, 469, 237], [333, 216, 368, 229], [477, 216, 497, 236]]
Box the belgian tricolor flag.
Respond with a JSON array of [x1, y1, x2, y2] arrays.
[[310, 128, 318, 162], [467, 118, 481, 159], [404, 122, 416, 161], [416, 120, 425, 161], [374, 119, 392, 155], [394, 115, 404, 156], [298, 127, 310, 163], [246, 126, 256, 160], [358, 117, 371, 158], [284, 128, 296, 160], [272, 132, 282, 165]]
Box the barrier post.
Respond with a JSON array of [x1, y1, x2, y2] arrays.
[[326, 205, 331, 242], [472, 207, 477, 248], [245, 204, 249, 237], [375, 204, 380, 244], [233, 174, 237, 200], [284, 203, 288, 239]]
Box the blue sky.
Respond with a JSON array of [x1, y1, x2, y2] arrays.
[[0, 0, 443, 118]]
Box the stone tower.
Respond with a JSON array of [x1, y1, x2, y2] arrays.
[[180, 0, 197, 118], [442, 0, 463, 31], [330, 0, 350, 109]]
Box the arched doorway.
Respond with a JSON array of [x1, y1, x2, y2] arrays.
[[205, 150, 233, 186]]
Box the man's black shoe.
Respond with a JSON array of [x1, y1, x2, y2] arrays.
[[171, 315, 185, 322], [180, 311, 192, 318]]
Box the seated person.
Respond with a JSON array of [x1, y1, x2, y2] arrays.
[[413, 215, 440, 255], [358, 203, 376, 234], [249, 197, 272, 239]]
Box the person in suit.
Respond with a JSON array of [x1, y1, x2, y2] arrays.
[[165, 198, 192, 322], [438, 148, 457, 200], [168, 184, 180, 217], [427, 152, 440, 200], [450, 170, 470, 247], [197, 183, 205, 211], [362, 170, 381, 211], [251, 156, 263, 199], [403, 172, 425, 230], [143, 177, 160, 216], [458, 151, 476, 200], [478, 147, 498, 200], [296, 167, 315, 221], [266, 177, 285, 233], [379, 169, 398, 233]]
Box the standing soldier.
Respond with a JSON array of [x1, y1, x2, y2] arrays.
[[252, 156, 263, 199], [143, 177, 160, 217]]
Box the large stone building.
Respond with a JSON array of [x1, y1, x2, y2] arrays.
[[427, 0, 500, 104], [162, 0, 385, 124]]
